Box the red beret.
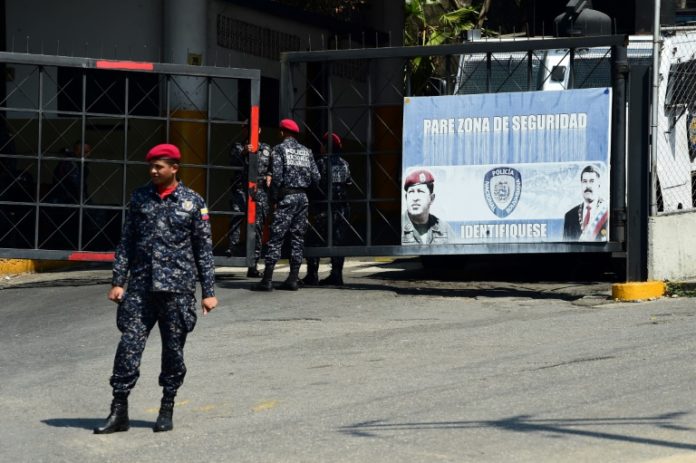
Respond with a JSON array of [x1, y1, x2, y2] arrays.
[[279, 118, 300, 133], [322, 132, 342, 149], [404, 169, 435, 191], [146, 143, 181, 162]]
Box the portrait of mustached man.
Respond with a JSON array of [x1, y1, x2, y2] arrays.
[[563, 165, 608, 241]]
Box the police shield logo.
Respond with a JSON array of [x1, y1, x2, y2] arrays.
[[483, 167, 522, 218]]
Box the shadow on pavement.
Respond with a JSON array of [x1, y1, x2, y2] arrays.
[[338, 282, 587, 301], [42, 418, 153, 430], [216, 279, 599, 301], [383, 253, 622, 283], [339, 412, 696, 450]]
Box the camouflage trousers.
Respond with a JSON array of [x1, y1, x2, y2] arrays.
[[307, 203, 350, 270], [228, 189, 246, 248], [252, 189, 271, 265], [265, 192, 308, 269], [110, 291, 197, 398]]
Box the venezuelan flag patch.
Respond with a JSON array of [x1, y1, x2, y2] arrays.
[[200, 207, 209, 221]]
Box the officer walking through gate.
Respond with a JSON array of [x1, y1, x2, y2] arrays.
[[227, 123, 272, 261], [253, 119, 320, 291], [302, 132, 352, 286], [95, 143, 217, 434]]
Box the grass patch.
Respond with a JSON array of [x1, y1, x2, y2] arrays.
[[665, 281, 696, 297]]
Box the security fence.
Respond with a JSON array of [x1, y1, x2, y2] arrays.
[[0, 52, 260, 265], [281, 35, 629, 258], [653, 26, 696, 214], [0, 37, 638, 266]]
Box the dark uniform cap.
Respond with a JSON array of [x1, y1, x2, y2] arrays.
[[279, 118, 300, 133], [403, 169, 434, 191], [146, 143, 181, 162], [322, 132, 342, 149]]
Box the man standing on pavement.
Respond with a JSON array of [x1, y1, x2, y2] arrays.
[[253, 119, 320, 291], [94, 143, 217, 434], [302, 132, 352, 286]]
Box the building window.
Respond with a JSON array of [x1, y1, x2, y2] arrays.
[[216, 15, 301, 60]]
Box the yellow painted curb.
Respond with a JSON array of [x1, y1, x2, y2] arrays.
[[0, 259, 35, 276], [0, 258, 75, 278], [612, 281, 666, 301]]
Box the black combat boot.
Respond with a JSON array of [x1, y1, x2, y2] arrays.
[[319, 258, 344, 286], [246, 265, 261, 278], [280, 264, 300, 291], [300, 258, 320, 286], [251, 265, 274, 291], [153, 397, 175, 432], [93, 394, 129, 434]]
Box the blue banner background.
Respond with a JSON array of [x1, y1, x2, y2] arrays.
[[401, 88, 612, 244]]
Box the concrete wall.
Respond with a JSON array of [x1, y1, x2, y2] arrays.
[[209, 1, 326, 78], [6, 0, 162, 60], [648, 211, 696, 280], [5, 0, 162, 121]]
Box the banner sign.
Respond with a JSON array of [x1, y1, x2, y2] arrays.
[[401, 88, 612, 245]]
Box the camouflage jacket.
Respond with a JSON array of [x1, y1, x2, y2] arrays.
[[316, 154, 352, 200], [270, 137, 320, 191], [112, 182, 216, 297], [231, 142, 272, 191]]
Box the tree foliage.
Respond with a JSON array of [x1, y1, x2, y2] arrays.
[[404, 0, 480, 47], [404, 0, 483, 94]]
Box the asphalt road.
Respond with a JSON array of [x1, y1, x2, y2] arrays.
[[2, 259, 696, 463]]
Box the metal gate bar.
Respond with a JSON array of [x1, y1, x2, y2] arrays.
[[0, 52, 260, 267]]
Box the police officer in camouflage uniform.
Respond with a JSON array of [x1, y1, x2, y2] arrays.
[[95, 143, 217, 434], [227, 124, 251, 256], [247, 138, 273, 277], [252, 119, 320, 291], [302, 132, 352, 286]]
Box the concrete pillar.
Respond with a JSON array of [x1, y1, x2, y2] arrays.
[[163, 0, 208, 194]]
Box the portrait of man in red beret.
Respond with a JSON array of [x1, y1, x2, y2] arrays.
[[402, 168, 455, 245]]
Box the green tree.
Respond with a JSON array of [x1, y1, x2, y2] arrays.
[[404, 0, 482, 94], [404, 0, 480, 47]]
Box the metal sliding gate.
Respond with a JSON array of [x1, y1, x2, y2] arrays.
[[0, 52, 260, 266], [281, 35, 633, 261]]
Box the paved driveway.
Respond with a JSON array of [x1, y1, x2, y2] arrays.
[[1, 259, 695, 462]]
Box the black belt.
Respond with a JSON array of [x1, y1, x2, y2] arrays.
[[281, 188, 306, 196]]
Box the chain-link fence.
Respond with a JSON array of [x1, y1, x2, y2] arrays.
[[0, 53, 260, 264], [654, 26, 696, 214]]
